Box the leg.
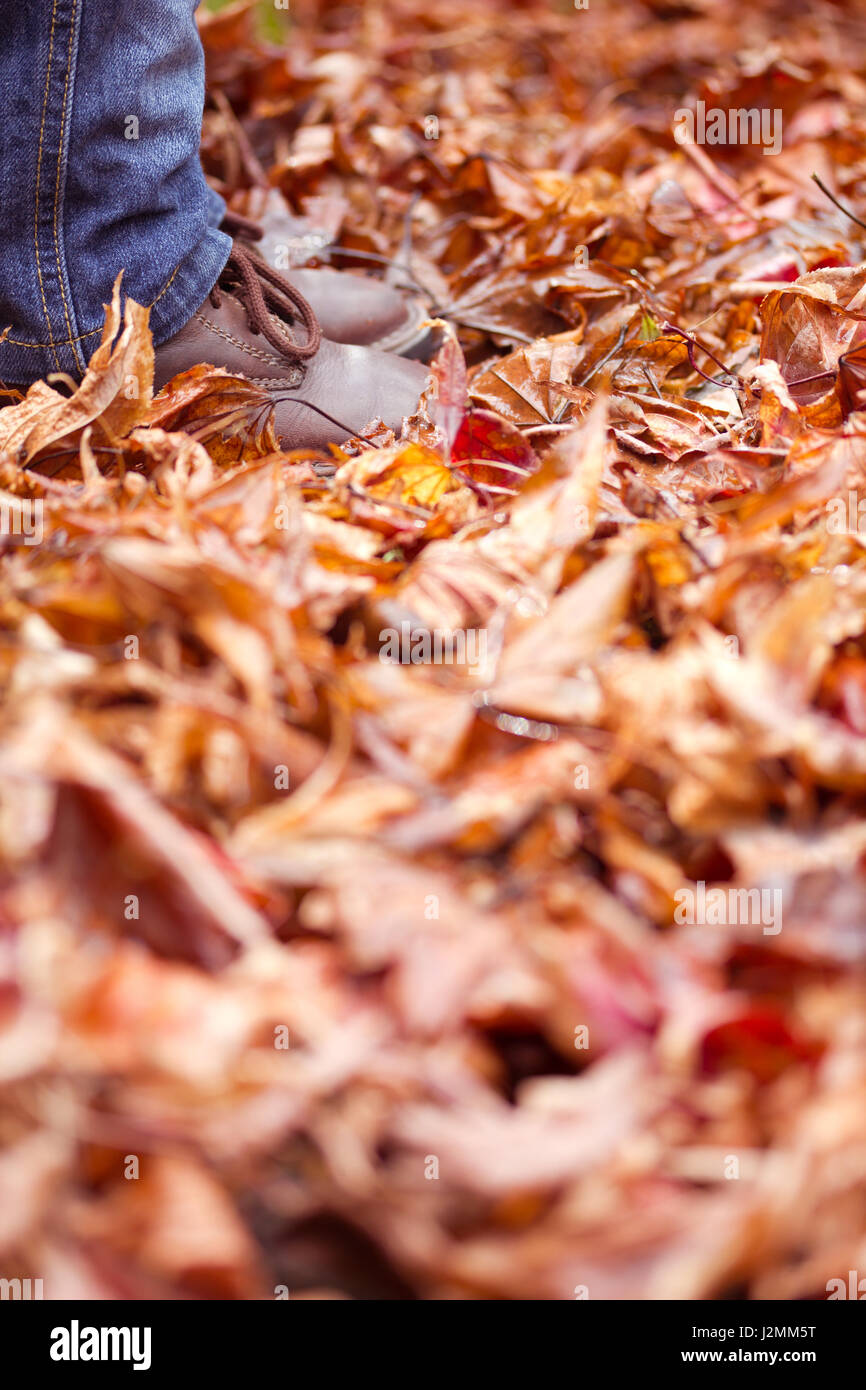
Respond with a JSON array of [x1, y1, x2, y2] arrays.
[[0, 0, 430, 446], [0, 0, 230, 384]]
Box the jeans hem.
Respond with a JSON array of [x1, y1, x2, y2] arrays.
[[147, 226, 232, 350], [0, 227, 232, 385]]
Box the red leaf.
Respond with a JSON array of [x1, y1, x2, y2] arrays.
[[451, 407, 539, 496]]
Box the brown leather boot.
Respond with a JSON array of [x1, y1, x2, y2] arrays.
[[154, 243, 431, 450], [221, 209, 437, 361]]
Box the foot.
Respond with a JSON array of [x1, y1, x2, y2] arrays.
[[221, 208, 437, 360], [154, 243, 430, 450]]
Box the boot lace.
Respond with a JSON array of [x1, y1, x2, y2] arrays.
[[209, 241, 322, 365]]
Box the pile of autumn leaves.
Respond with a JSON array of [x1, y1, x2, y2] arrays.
[[0, 0, 865, 1301]]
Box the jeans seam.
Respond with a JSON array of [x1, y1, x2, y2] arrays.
[[2, 325, 103, 349], [52, 0, 85, 373], [151, 260, 183, 309], [33, 0, 85, 374], [34, 0, 62, 369]]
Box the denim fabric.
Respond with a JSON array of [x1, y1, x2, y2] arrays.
[[0, 0, 230, 382]]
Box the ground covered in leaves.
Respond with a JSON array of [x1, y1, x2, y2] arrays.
[[1, 0, 866, 1299]]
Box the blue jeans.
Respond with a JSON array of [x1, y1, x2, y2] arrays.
[[0, 0, 231, 382]]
